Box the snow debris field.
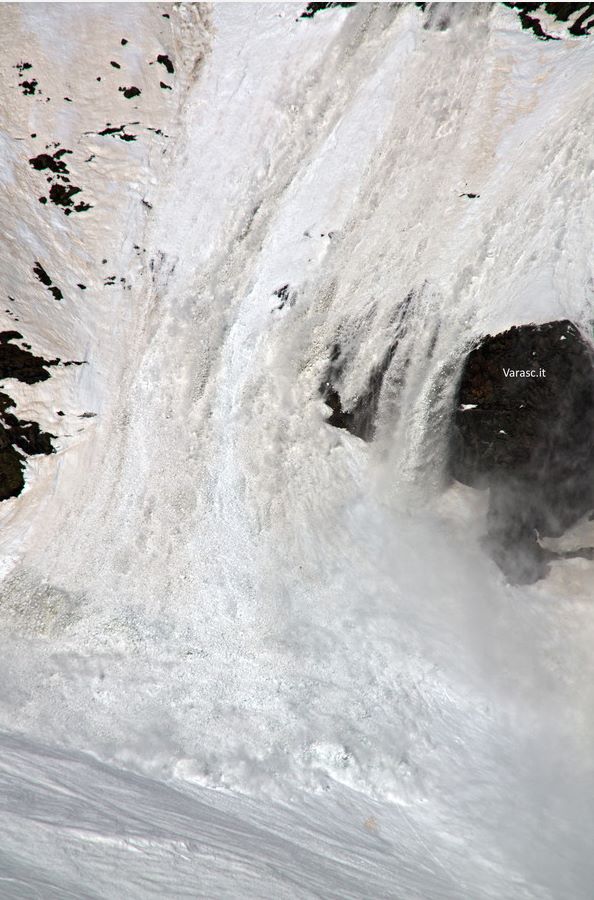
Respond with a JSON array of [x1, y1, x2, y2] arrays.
[[0, 3, 594, 898]]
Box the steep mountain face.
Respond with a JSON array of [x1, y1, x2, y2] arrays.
[[1, 4, 594, 899]]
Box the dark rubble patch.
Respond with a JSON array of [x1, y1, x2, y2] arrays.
[[119, 85, 141, 99], [300, 2, 357, 18], [33, 263, 64, 301], [320, 339, 398, 441], [449, 320, 594, 583]]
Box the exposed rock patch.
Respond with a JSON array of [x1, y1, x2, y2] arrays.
[[504, 3, 594, 39], [300, 2, 357, 18], [0, 332, 58, 500], [156, 54, 174, 74], [450, 320, 594, 582], [29, 148, 91, 215], [321, 339, 398, 441], [33, 263, 64, 300], [119, 85, 141, 99]]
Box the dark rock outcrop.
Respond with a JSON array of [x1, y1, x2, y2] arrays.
[[450, 320, 594, 582], [0, 333, 57, 500], [321, 340, 397, 441]]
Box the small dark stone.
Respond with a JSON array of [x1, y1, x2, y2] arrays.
[[121, 38, 129, 45], [110, 61, 121, 69], [160, 81, 172, 90]]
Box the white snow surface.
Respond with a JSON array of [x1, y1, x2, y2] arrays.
[[0, 3, 594, 898]]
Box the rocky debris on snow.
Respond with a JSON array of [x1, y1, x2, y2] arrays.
[[450, 320, 594, 583]]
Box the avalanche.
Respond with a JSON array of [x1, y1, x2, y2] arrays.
[[0, 3, 593, 898]]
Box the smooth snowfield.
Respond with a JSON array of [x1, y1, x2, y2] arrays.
[[0, 3, 594, 898]]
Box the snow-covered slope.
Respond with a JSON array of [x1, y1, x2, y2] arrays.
[[1, 3, 594, 898]]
